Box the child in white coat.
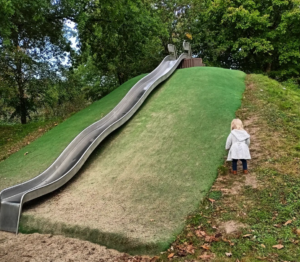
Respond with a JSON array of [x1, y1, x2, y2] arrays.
[[226, 119, 251, 174]]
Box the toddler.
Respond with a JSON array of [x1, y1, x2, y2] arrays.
[[226, 119, 251, 174]]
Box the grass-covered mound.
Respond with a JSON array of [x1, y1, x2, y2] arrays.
[[17, 67, 245, 255], [0, 74, 147, 190], [155, 74, 300, 261]]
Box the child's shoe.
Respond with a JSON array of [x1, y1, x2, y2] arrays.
[[243, 170, 248, 174], [232, 170, 237, 175]]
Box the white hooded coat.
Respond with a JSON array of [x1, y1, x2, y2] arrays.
[[226, 129, 251, 161]]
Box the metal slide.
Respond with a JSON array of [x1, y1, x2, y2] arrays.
[[0, 42, 191, 233]]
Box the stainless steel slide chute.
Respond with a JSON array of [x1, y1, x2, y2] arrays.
[[0, 43, 191, 233]]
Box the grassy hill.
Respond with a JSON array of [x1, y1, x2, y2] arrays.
[[0, 67, 246, 254]]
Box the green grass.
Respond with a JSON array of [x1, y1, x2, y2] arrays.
[[0, 120, 58, 161], [0, 74, 147, 190], [16, 67, 246, 254], [0, 121, 49, 148]]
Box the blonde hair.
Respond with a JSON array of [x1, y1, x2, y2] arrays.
[[231, 118, 244, 130]]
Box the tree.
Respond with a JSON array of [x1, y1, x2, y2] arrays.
[[72, 55, 118, 101], [151, 0, 195, 54], [0, 0, 14, 41], [0, 0, 74, 124], [192, 0, 300, 81], [78, 0, 166, 85]]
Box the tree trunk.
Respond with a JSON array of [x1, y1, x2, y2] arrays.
[[16, 53, 27, 124], [19, 85, 27, 124], [265, 63, 272, 73], [13, 33, 27, 124], [117, 72, 125, 86]]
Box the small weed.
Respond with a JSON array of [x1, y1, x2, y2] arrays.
[[218, 165, 229, 176], [295, 143, 300, 151], [208, 190, 222, 201]]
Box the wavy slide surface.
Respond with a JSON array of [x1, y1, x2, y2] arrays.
[[0, 48, 190, 233]]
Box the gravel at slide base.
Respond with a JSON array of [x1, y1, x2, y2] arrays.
[[0, 231, 123, 262]]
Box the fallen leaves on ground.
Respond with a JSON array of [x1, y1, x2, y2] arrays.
[[201, 244, 210, 250], [205, 235, 219, 243], [195, 230, 206, 238], [195, 229, 221, 243], [187, 232, 194, 237], [225, 252, 232, 257], [186, 245, 195, 254], [173, 243, 195, 257], [167, 253, 175, 258], [284, 220, 292, 226], [222, 238, 235, 246], [272, 244, 284, 249], [242, 234, 252, 238], [198, 252, 214, 260]]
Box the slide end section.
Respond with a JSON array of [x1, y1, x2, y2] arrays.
[[0, 201, 21, 233]]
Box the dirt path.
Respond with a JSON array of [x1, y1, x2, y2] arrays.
[[0, 231, 124, 262]]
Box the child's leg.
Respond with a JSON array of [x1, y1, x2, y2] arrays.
[[241, 159, 248, 171], [232, 159, 238, 171]]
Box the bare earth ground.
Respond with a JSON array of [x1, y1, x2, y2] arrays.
[[211, 115, 261, 236], [0, 231, 122, 262]]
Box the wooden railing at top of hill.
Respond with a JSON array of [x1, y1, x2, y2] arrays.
[[178, 58, 205, 69]]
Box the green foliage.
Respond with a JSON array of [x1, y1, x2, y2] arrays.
[[192, 0, 300, 81], [78, 0, 159, 84], [0, 0, 75, 124], [72, 56, 119, 101], [0, 0, 14, 42], [77, 0, 191, 85], [152, 0, 195, 53]]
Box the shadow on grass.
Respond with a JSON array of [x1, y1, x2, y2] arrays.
[[19, 214, 170, 255]]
